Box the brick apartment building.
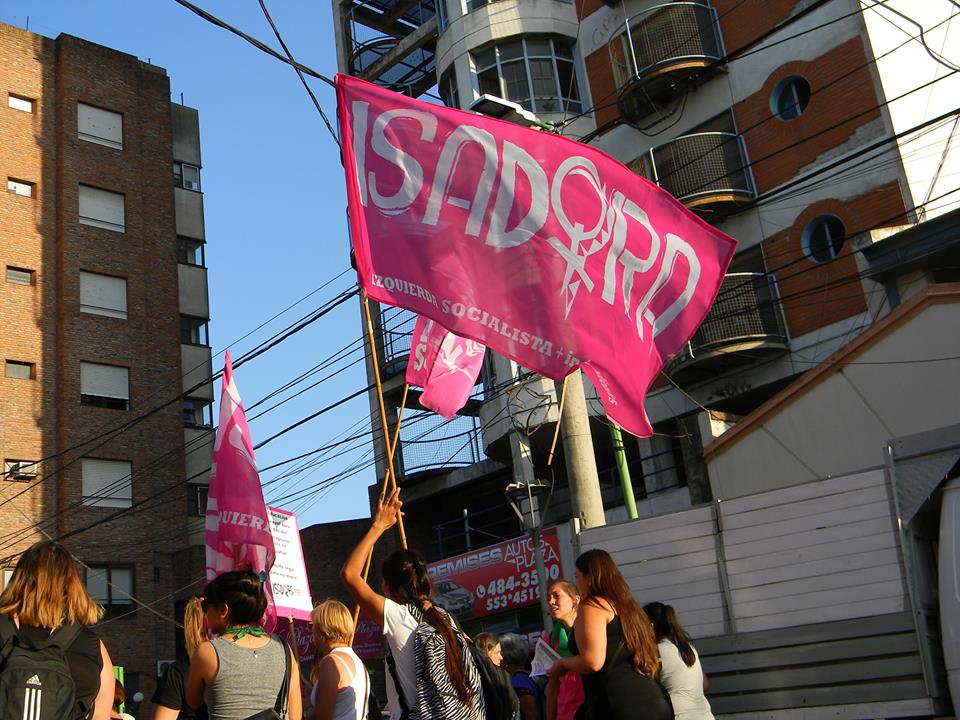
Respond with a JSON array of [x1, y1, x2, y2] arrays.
[[0, 23, 213, 706]]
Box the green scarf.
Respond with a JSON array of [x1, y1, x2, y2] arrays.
[[549, 622, 575, 658], [224, 625, 267, 640]]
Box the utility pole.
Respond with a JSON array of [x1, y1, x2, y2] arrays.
[[510, 434, 553, 628], [558, 370, 606, 529]]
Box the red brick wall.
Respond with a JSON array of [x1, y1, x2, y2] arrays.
[[0, 25, 58, 558], [765, 182, 906, 338], [584, 44, 619, 129], [736, 37, 883, 193], [713, 0, 800, 55], [0, 24, 194, 707]]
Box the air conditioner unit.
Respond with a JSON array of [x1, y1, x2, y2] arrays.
[[7, 463, 37, 481], [157, 660, 176, 677]]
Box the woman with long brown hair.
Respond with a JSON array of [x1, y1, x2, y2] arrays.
[[0, 540, 116, 720], [643, 602, 713, 720], [341, 487, 483, 720], [547, 550, 672, 720]]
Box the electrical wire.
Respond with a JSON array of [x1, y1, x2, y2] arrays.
[[256, 0, 340, 146]]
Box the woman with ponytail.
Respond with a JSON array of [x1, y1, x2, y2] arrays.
[[341, 487, 483, 720], [643, 603, 713, 720], [153, 597, 208, 719], [547, 550, 672, 720]]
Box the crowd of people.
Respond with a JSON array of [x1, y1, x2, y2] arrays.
[[0, 493, 716, 720]]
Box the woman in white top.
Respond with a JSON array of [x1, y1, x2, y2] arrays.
[[310, 599, 369, 720], [643, 602, 714, 720], [341, 488, 483, 720]]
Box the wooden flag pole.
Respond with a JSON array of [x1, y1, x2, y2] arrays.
[[546, 375, 570, 466], [350, 385, 408, 635], [361, 293, 408, 548], [352, 294, 411, 637]]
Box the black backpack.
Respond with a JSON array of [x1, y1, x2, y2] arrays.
[[0, 614, 86, 720], [467, 644, 518, 720]]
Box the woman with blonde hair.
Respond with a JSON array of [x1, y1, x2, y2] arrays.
[[0, 540, 115, 720], [309, 599, 369, 720], [152, 597, 208, 719], [547, 550, 672, 720]]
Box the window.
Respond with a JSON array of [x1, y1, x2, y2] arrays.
[[192, 484, 209, 516], [173, 162, 201, 191], [183, 399, 212, 428], [803, 215, 846, 263], [84, 565, 134, 613], [3, 460, 37, 482], [471, 37, 581, 115], [6, 267, 33, 285], [80, 362, 129, 410], [176, 237, 205, 266], [78, 103, 123, 149], [465, 0, 488, 10], [7, 179, 33, 197], [8, 94, 33, 112], [180, 316, 209, 346], [440, 70, 460, 109], [79, 185, 125, 232], [4, 360, 33, 380], [1, 569, 13, 590], [771, 75, 811, 120], [81, 458, 133, 508], [79, 271, 127, 319]]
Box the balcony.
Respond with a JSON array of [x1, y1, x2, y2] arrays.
[[609, 2, 724, 122], [380, 306, 418, 376], [636, 131, 755, 214], [399, 411, 483, 479], [667, 273, 789, 382]]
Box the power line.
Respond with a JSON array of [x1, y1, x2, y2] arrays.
[[256, 0, 340, 146], [170, 0, 335, 87]]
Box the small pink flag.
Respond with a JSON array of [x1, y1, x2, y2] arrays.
[[420, 331, 485, 419], [405, 315, 444, 388], [205, 351, 277, 630]]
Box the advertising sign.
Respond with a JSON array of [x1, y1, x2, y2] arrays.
[[427, 529, 563, 620], [267, 507, 313, 622], [275, 618, 316, 662], [352, 612, 385, 660]]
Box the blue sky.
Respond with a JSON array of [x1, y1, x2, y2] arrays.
[[1, 1, 376, 526]]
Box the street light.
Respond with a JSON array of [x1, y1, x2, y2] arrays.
[[504, 479, 553, 630]]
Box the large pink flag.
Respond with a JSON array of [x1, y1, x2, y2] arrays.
[[337, 74, 736, 436], [205, 351, 277, 629]]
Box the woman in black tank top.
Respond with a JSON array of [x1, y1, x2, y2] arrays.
[[548, 550, 672, 720]]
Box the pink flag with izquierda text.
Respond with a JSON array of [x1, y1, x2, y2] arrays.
[[337, 74, 736, 436], [205, 351, 277, 630]]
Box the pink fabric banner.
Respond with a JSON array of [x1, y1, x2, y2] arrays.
[[408, 315, 486, 419], [337, 74, 736, 436], [405, 314, 444, 387], [419, 331, 485, 419], [205, 351, 277, 630]]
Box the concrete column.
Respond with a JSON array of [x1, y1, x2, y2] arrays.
[[559, 370, 605, 529]]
